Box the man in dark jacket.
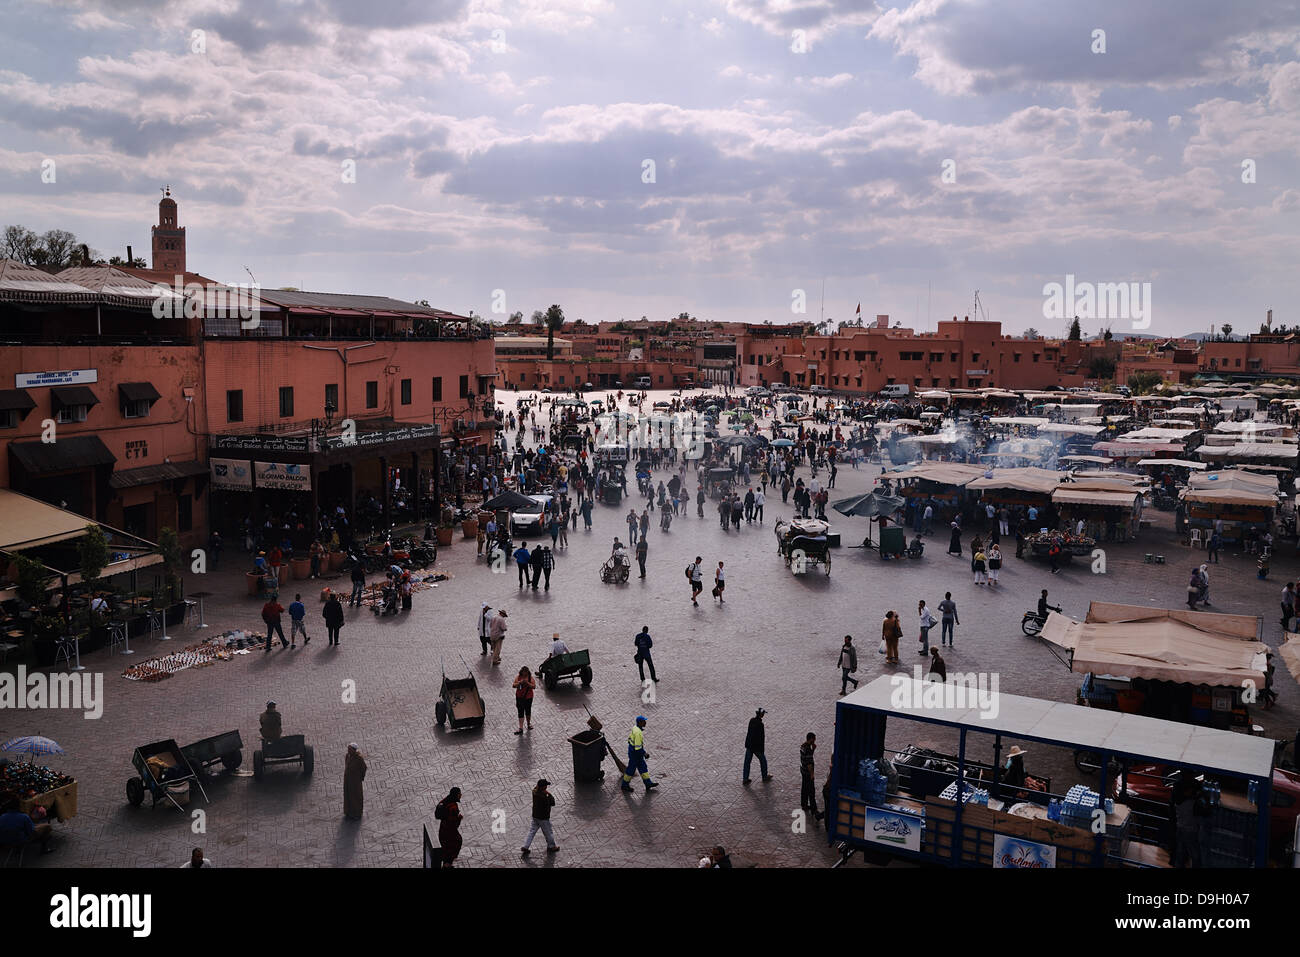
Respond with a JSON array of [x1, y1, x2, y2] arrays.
[[323, 593, 345, 645], [529, 544, 545, 589], [634, 626, 658, 682], [520, 779, 559, 856], [743, 708, 772, 784], [800, 732, 823, 823], [349, 560, 366, 607], [539, 546, 555, 590]]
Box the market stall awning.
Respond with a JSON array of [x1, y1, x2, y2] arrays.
[[0, 488, 96, 550], [108, 460, 208, 489], [1059, 454, 1114, 465], [1198, 443, 1299, 462], [1214, 421, 1286, 433], [1040, 602, 1266, 688], [1117, 427, 1198, 441], [1137, 458, 1206, 470], [988, 417, 1049, 428], [968, 467, 1064, 495], [1051, 487, 1142, 508], [8, 435, 116, 473], [1038, 423, 1105, 436], [895, 462, 986, 487], [1092, 441, 1187, 456], [841, 675, 1274, 779]]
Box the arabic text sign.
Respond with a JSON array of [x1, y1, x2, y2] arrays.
[[254, 460, 312, 491], [863, 806, 922, 852], [209, 457, 252, 490], [16, 369, 98, 388], [992, 833, 1057, 869]]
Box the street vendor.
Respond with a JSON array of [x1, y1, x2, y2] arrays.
[[259, 701, 282, 744], [0, 800, 54, 855], [548, 633, 569, 658]]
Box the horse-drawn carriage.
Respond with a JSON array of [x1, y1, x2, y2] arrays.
[[774, 517, 832, 575]]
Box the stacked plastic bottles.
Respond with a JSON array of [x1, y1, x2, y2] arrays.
[[857, 759, 888, 803]]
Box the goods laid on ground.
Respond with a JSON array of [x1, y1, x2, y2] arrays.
[[122, 634, 250, 682]]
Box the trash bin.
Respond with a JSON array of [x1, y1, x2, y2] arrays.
[[567, 729, 607, 782]]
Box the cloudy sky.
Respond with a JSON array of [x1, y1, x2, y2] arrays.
[[1, 0, 1297, 336]]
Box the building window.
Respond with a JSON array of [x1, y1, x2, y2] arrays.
[[325, 383, 338, 413], [950, 353, 959, 362], [123, 399, 152, 419], [178, 494, 193, 533], [279, 386, 294, 418], [366, 381, 378, 409], [558, 376, 565, 384], [56, 404, 88, 424], [432, 377, 443, 402], [227, 390, 243, 423], [0, 409, 17, 429], [459, 375, 469, 398], [400, 379, 412, 405]]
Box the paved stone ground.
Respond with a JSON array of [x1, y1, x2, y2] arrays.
[[7, 388, 1298, 868]]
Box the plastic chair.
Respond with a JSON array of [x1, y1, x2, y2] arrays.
[[1189, 528, 1203, 548]]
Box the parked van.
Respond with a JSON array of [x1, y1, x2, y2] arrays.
[[635, 376, 653, 389], [878, 384, 911, 398], [809, 385, 832, 396]]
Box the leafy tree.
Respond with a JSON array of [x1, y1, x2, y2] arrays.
[[108, 254, 147, 268], [544, 304, 565, 360], [77, 524, 110, 588], [156, 526, 182, 599], [506, 311, 523, 325], [1127, 371, 1164, 395], [1022, 326, 1040, 338], [1220, 323, 1233, 340], [2, 225, 39, 263], [530, 310, 545, 325], [1088, 357, 1116, 380], [1102, 327, 1113, 341], [13, 553, 51, 606], [1067, 317, 1082, 340], [2, 225, 87, 268], [678, 312, 690, 321]]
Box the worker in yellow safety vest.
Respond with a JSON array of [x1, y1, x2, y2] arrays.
[[621, 716, 659, 792]]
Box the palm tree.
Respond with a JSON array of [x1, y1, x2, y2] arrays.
[[544, 304, 565, 360]]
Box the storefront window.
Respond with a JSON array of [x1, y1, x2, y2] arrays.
[[227, 389, 243, 422], [366, 381, 378, 408]]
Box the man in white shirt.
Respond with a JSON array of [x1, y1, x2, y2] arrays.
[[549, 633, 569, 657], [753, 488, 765, 523], [489, 609, 509, 665]]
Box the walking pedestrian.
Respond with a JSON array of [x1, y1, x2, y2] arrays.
[[478, 602, 493, 656], [713, 561, 726, 603], [636, 536, 648, 578], [742, 708, 772, 784], [520, 779, 559, 856], [918, 600, 936, 655], [514, 541, 531, 588], [558, 510, 569, 548], [688, 555, 704, 606], [1282, 582, 1295, 632], [719, 495, 731, 529], [435, 787, 464, 867], [1207, 530, 1221, 564], [489, 608, 509, 665], [529, 544, 544, 589], [938, 592, 958, 647], [287, 593, 310, 647], [627, 509, 639, 545], [800, 732, 824, 823], [640, 508, 650, 541], [513, 666, 536, 734], [634, 625, 658, 682], [882, 610, 902, 664], [754, 487, 765, 523], [928, 647, 947, 682], [1048, 538, 1062, 574], [261, 594, 288, 651], [987, 543, 1002, 586], [349, 559, 366, 607], [620, 716, 659, 792], [972, 545, 987, 585], [948, 520, 962, 556], [540, 545, 554, 590], [343, 743, 366, 820], [323, 592, 344, 646], [837, 635, 859, 695]]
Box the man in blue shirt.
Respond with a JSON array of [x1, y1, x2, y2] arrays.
[[0, 803, 53, 854], [288, 593, 309, 648], [514, 542, 531, 588]]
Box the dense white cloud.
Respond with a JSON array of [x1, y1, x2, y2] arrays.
[[0, 0, 1293, 333]]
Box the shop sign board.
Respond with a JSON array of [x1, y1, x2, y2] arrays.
[[862, 806, 922, 851], [992, 833, 1057, 869], [254, 461, 312, 491], [210, 458, 252, 489], [16, 369, 98, 388], [211, 434, 310, 453]]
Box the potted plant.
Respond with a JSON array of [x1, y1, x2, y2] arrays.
[[436, 510, 456, 547], [461, 514, 479, 539], [290, 551, 312, 580]]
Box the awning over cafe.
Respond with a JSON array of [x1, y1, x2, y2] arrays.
[[109, 460, 208, 489], [0, 388, 36, 413], [8, 434, 116, 473], [0, 487, 97, 550]]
